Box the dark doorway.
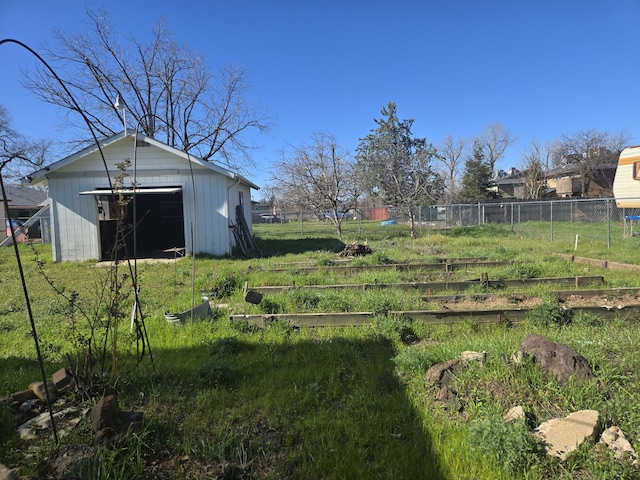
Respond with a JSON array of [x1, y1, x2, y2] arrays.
[[98, 189, 185, 261]]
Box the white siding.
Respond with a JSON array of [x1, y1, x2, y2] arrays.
[[45, 136, 249, 261], [614, 147, 640, 208]]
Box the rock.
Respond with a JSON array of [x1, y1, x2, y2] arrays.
[[434, 385, 461, 411], [520, 334, 594, 384], [535, 410, 600, 460], [28, 381, 57, 403], [461, 350, 486, 366], [90, 394, 143, 444], [244, 290, 263, 305], [598, 426, 638, 463], [11, 389, 37, 404], [0, 464, 16, 480], [503, 405, 525, 423], [426, 359, 461, 387], [52, 368, 75, 392], [91, 394, 119, 442]]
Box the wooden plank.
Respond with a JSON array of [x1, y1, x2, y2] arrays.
[[230, 312, 375, 328], [423, 287, 640, 303], [249, 276, 605, 294], [230, 304, 640, 328], [262, 259, 508, 274], [554, 253, 640, 272]]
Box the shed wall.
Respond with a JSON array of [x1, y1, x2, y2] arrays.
[[46, 139, 245, 261]]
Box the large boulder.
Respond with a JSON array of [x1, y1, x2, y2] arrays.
[[520, 334, 593, 384]]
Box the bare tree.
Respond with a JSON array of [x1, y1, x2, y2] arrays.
[[24, 8, 270, 171], [519, 140, 549, 199], [552, 128, 629, 197], [274, 133, 360, 239], [479, 123, 517, 174], [435, 135, 466, 203], [0, 105, 48, 180]]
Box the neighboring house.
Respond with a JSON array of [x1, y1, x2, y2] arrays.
[[493, 175, 524, 199], [24, 131, 258, 262], [494, 164, 616, 200], [545, 163, 616, 198], [0, 185, 48, 244]]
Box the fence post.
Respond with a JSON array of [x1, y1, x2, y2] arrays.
[[510, 203, 514, 233], [607, 198, 611, 249], [299, 210, 304, 237], [550, 201, 554, 241]]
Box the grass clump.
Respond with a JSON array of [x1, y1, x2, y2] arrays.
[[468, 415, 542, 475], [194, 357, 237, 388]]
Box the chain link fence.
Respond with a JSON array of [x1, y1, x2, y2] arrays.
[[255, 197, 640, 249]]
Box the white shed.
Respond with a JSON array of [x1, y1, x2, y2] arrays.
[[26, 131, 259, 262]]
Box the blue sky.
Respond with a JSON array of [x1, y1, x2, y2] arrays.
[[1, 1, 639, 196]]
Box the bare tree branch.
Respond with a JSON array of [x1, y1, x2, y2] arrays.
[[22, 7, 270, 172], [274, 133, 360, 239]]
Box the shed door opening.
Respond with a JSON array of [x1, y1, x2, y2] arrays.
[[93, 189, 185, 261]]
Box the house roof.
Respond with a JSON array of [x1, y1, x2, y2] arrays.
[[24, 131, 260, 190], [546, 162, 617, 178], [0, 184, 48, 207]]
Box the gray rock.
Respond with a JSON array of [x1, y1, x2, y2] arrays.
[[521, 334, 593, 384], [535, 409, 600, 460]]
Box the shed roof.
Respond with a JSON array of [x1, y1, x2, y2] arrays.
[[24, 131, 259, 190]]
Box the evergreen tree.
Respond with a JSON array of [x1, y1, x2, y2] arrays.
[[459, 140, 493, 201], [356, 102, 442, 238]]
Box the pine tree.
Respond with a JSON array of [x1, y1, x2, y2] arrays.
[[459, 140, 493, 201]]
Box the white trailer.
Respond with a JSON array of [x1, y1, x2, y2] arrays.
[[613, 145, 640, 207]]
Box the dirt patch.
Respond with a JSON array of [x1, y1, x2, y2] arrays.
[[432, 293, 640, 311]]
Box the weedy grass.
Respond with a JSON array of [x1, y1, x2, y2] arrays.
[[2, 221, 640, 478]]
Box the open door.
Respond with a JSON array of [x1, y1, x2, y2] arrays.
[[81, 187, 185, 261]]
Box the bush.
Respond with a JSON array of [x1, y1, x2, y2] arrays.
[[468, 415, 542, 475], [259, 298, 281, 314], [526, 300, 571, 327]]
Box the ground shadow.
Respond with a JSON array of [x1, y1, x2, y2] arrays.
[[255, 237, 346, 256], [139, 332, 447, 479], [0, 333, 447, 479]]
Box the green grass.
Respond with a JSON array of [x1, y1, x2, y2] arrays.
[[2, 221, 640, 478]]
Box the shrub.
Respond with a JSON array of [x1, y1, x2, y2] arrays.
[[373, 317, 416, 343], [505, 263, 542, 280], [259, 298, 281, 314], [526, 300, 571, 327], [368, 251, 392, 265], [468, 415, 542, 475]]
